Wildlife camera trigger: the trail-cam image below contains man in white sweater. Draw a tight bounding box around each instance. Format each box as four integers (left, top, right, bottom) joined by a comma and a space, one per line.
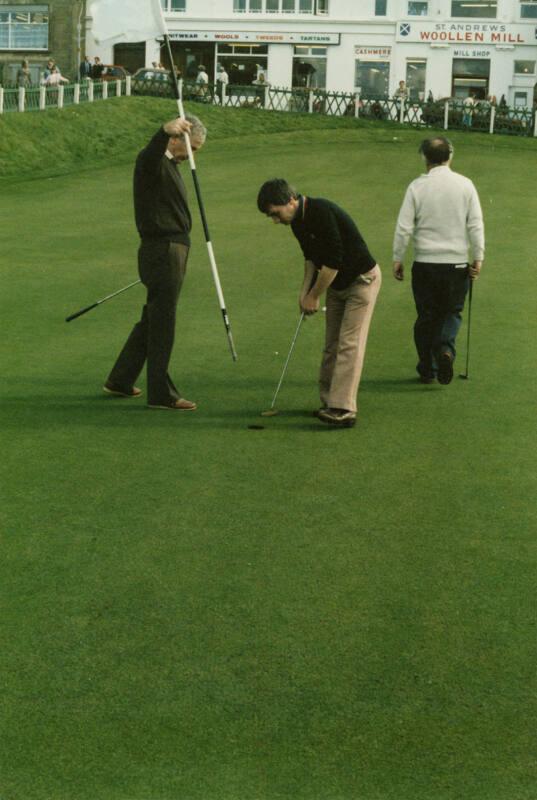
393, 137, 484, 384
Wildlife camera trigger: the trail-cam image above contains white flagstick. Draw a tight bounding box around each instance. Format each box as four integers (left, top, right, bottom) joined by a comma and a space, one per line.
156, 2, 238, 361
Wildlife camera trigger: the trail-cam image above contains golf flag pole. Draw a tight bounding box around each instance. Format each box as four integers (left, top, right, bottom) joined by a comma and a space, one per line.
157, 7, 238, 361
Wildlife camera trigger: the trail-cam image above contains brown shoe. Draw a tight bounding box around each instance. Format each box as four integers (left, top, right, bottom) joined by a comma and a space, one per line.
103, 382, 142, 398
148, 398, 197, 411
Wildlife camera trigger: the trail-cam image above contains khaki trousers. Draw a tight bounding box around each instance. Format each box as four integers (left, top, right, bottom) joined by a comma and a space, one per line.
320, 264, 381, 413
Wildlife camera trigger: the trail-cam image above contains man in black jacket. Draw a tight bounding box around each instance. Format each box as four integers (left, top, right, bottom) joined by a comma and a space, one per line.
104, 115, 206, 410
257, 179, 381, 427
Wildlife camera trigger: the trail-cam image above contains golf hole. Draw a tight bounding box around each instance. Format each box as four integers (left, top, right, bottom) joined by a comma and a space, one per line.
248, 424, 265, 430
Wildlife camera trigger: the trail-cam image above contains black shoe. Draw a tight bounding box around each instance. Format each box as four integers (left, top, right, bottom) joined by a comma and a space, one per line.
419, 375, 436, 384
437, 352, 454, 385
318, 408, 356, 428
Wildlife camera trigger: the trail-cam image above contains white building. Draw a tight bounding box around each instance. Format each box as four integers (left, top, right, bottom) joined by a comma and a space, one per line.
90, 0, 537, 107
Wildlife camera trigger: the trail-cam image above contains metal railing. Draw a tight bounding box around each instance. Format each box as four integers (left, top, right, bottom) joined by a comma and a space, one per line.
0, 77, 132, 114
2, 74, 535, 139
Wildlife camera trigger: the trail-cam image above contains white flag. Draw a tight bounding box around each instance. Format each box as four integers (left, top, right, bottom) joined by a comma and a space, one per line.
89, 0, 166, 45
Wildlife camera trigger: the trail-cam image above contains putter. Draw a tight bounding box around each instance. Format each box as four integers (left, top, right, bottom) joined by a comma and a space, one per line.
261, 312, 305, 417
65, 280, 141, 322
459, 279, 473, 380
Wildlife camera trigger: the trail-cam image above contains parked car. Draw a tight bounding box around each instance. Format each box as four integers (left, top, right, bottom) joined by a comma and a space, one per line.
132, 68, 173, 97
100, 65, 130, 81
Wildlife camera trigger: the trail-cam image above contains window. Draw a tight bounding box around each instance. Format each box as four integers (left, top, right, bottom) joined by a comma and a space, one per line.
293, 45, 327, 88
249, 0, 262, 9
514, 91, 528, 107
355, 60, 390, 98
233, 0, 246, 10
408, 1, 427, 14
520, 0, 537, 17
406, 58, 426, 100
316, 0, 329, 12
161, 0, 186, 9
451, 1, 497, 18
266, 0, 279, 10
215, 43, 268, 85
375, 0, 387, 14
299, 0, 313, 11
0, 5, 48, 50
514, 60, 536, 74
282, 0, 295, 10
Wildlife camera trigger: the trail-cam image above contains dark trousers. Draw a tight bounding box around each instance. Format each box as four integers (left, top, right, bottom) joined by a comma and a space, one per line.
411, 261, 469, 377
107, 240, 189, 405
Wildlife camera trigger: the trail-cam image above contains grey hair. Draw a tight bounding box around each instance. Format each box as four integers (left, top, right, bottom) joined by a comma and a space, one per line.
184, 113, 207, 143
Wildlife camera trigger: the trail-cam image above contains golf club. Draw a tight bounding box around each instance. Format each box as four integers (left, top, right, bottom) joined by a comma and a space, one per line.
261, 312, 305, 417
459, 279, 474, 379
65, 279, 141, 322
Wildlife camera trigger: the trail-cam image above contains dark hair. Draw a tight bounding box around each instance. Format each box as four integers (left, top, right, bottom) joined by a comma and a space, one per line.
257, 179, 297, 213
419, 137, 453, 165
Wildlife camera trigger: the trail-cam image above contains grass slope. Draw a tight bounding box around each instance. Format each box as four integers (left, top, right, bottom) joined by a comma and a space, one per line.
1, 99, 536, 800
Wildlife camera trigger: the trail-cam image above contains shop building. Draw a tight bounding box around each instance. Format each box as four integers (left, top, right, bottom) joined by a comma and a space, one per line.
0, 1, 86, 85
88, 0, 537, 108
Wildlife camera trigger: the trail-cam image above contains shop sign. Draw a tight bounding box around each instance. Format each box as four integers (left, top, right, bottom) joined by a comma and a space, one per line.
453, 49, 492, 58
355, 47, 391, 58
167, 30, 340, 45
396, 22, 533, 46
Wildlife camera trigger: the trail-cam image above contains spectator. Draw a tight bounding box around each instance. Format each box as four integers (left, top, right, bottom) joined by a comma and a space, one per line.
45, 67, 69, 86
79, 56, 92, 81
252, 72, 267, 104
195, 64, 208, 100
462, 93, 475, 128
394, 80, 409, 101
43, 59, 56, 80
16, 59, 32, 88
216, 64, 229, 104
92, 57, 104, 80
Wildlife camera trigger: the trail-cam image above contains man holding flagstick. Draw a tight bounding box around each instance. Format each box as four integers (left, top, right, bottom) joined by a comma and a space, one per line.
104, 114, 207, 409
90, 0, 236, 400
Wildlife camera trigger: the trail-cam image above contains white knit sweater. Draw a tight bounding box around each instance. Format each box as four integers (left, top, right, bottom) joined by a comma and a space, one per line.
393, 165, 485, 264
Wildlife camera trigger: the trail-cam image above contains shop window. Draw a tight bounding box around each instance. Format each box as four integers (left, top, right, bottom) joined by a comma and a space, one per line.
515, 60, 536, 74
293, 45, 327, 88
451, 1, 497, 18
406, 59, 426, 100
355, 60, 390, 99
233, 0, 246, 10
249, 0, 262, 9
0, 5, 48, 50
514, 91, 529, 107
408, 1, 427, 14
216, 43, 268, 85
266, 0, 279, 10
282, 0, 296, 11
316, 0, 329, 12
375, 0, 388, 14
299, 0, 313, 11
520, 0, 537, 18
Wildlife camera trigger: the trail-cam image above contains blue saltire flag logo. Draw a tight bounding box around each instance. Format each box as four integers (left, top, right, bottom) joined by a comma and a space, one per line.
400, 23, 411, 36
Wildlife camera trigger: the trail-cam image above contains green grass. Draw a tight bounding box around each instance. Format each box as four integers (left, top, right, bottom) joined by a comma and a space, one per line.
1, 99, 536, 800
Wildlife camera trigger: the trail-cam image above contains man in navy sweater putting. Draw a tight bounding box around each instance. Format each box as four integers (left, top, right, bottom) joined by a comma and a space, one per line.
258, 178, 382, 428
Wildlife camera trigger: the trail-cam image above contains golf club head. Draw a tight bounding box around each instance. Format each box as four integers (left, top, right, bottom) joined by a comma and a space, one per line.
459, 373, 469, 380
260, 409, 279, 417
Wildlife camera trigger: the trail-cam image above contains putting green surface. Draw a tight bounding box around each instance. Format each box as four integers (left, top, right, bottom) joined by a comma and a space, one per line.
1, 102, 536, 800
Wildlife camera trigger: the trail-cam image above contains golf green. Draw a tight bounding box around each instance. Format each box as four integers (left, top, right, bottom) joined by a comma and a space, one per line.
1, 100, 536, 800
